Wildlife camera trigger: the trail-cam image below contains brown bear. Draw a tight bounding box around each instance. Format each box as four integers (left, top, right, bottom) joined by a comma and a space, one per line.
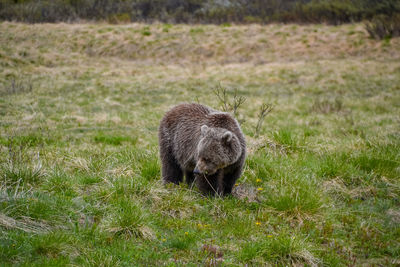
158, 103, 246, 196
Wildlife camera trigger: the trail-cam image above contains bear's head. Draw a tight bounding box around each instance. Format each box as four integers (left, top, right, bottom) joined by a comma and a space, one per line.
194, 125, 242, 175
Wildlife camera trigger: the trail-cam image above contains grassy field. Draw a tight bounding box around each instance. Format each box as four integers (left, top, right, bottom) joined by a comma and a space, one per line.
0, 22, 399, 266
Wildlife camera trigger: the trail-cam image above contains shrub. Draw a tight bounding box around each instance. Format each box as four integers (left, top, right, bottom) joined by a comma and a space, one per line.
293, 0, 362, 25
107, 13, 131, 24
0, 0, 77, 23
365, 14, 400, 40
0, 0, 399, 24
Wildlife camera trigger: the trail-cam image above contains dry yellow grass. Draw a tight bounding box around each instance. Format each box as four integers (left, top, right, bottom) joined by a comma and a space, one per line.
1, 22, 399, 68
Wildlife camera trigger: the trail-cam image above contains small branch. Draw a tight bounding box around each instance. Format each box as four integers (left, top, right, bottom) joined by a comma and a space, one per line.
231, 89, 246, 117
212, 84, 229, 112
255, 103, 273, 137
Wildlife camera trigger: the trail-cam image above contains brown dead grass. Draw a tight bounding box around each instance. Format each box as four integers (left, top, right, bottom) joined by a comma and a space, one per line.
0, 213, 51, 233
1, 22, 399, 68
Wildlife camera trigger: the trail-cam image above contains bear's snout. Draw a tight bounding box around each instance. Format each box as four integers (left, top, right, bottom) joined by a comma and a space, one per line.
193, 168, 201, 175
194, 160, 217, 176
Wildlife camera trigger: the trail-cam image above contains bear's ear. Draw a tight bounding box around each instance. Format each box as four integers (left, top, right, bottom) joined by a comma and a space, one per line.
222, 131, 233, 144
201, 125, 209, 135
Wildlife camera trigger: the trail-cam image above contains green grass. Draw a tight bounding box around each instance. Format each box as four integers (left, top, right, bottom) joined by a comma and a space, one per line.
0, 22, 400, 266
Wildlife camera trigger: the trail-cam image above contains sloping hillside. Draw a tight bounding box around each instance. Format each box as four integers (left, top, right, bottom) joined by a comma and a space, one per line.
0, 22, 399, 266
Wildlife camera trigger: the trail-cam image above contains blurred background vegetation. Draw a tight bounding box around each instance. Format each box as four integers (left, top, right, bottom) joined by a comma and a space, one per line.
0, 0, 398, 25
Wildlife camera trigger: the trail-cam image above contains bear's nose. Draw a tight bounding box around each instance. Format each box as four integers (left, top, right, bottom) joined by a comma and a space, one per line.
193, 168, 201, 175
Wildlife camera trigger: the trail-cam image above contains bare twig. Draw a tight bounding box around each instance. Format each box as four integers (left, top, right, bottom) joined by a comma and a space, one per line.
212, 84, 246, 118
255, 103, 273, 137
231, 89, 246, 117
212, 84, 229, 112
1, 76, 33, 96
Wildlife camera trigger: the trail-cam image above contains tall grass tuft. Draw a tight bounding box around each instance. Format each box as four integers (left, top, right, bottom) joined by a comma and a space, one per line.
102, 198, 153, 239
238, 232, 318, 265
265, 174, 323, 216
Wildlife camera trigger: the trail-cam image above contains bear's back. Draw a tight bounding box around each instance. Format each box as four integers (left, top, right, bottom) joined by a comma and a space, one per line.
160, 103, 243, 139
161, 103, 212, 130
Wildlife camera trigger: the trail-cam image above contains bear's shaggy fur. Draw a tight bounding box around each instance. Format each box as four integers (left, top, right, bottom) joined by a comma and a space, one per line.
158, 103, 246, 196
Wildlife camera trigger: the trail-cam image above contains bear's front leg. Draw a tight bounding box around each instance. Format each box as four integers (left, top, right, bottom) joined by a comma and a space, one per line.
160, 152, 183, 184
185, 171, 195, 186
222, 166, 242, 195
